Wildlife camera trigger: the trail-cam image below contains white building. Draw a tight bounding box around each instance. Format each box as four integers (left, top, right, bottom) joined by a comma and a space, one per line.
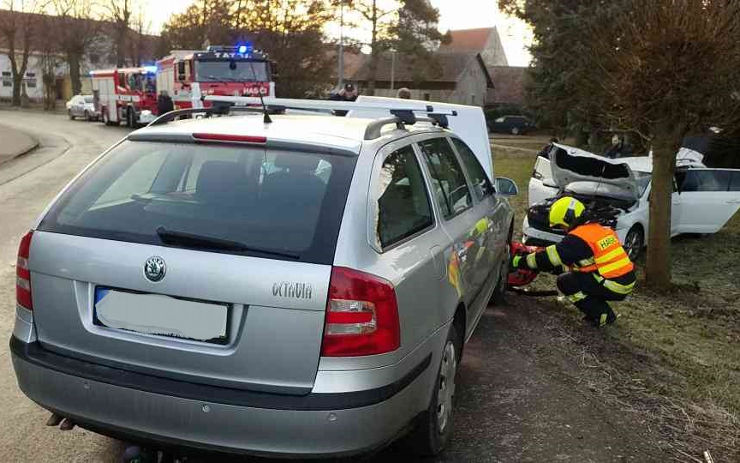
0, 51, 67, 101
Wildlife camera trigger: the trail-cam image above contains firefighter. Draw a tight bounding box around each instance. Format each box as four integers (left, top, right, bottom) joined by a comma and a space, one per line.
512, 196, 636, 327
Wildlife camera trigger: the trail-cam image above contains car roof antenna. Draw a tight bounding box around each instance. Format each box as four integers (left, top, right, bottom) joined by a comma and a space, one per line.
247, 59, 272, 123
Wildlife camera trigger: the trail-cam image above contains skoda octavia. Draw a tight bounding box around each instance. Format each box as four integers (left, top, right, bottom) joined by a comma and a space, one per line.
11, 102, 515, 457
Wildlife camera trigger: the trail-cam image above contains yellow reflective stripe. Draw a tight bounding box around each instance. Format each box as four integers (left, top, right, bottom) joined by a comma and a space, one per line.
595, 247, 627, 264
526, 253, 538, 269
599, 313, 608, 327
577, 258, 595, 267
599, 257, 632, 275
603, 279, 635, 294
546, 245, 562, 267
568, 291, 587, 303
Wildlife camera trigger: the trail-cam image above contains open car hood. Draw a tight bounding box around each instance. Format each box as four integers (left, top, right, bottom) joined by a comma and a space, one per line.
548, 144, 639, 200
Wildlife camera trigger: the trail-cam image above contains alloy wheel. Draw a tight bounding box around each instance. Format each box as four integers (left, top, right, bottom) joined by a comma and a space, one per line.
436, 340, 457, 434
624, 228, 643, 261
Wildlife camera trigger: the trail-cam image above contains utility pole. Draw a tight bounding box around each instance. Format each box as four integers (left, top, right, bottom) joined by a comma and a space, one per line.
390, 49, 396, 91
338, 1, 344, 89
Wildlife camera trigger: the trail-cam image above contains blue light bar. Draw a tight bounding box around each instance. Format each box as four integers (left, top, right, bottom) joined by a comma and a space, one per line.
143, 65, 157, 74
237, 42, 253, 55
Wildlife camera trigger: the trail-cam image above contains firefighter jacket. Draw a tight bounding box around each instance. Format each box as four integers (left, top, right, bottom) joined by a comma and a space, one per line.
515, 222, 636, 293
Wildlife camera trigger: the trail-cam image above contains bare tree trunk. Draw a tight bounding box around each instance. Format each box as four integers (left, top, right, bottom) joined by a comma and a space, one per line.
367, 0, 378, 96
645, 135, 677, 291
11, 74, 23, 106
68, 52, 82, 95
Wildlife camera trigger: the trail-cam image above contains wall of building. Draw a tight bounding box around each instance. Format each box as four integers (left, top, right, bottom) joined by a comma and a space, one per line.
0, 54, 44, 101
481, 28, 509, 67
447, 59, 490, 106
369, 88, 457, 103
58, 76, 93, 101
359, 67, 489, 106
0, 53, 70, 102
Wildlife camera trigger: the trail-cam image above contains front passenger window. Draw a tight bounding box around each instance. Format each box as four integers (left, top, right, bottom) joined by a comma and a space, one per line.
376, 146, 434, 249
418, 137, 473, 219
452, 138, 494, 201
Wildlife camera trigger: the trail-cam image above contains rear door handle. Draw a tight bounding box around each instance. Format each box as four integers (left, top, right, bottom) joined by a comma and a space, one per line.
726, 200, 740, 204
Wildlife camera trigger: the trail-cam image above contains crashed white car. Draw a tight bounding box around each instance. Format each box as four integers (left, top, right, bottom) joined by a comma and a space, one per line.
523, 143, 740, 259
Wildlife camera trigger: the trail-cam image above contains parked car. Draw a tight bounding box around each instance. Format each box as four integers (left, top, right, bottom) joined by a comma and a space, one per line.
523, 143, 740, 259
11, 99, 517, 458
488, 115, 533, 135
66, 94, 99, 121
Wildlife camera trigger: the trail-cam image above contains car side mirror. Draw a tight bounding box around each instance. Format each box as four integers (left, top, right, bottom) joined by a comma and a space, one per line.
496, 177, 519, 196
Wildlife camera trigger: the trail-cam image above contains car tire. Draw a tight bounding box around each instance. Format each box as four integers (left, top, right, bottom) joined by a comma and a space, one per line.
624, 225, 644, 261
491, 225, 513, 305
84, 110, 91, 122
68, 110, 74, 120
406, 324, 460, 456
511, 126, 519, 135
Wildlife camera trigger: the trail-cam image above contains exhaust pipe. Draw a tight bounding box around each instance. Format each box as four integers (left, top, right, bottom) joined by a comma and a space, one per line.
45, 413, 63, 427
59, 418, 75, 431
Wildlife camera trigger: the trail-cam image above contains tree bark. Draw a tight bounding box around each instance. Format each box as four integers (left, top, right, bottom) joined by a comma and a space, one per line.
645, 135, 677, 291
367, 0, 378, 96
11, 74, 23, 106
68, 52, 82, 96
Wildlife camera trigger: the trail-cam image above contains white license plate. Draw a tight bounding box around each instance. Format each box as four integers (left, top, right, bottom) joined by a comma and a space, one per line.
94, 288, 228, 343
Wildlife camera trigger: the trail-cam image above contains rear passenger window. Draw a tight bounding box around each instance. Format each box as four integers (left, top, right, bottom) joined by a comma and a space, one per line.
452, 138, 494, 201
377, 146, 433, 248
730, 172, 740, 191
681, 169, 731, 192
418, 137, 473, 219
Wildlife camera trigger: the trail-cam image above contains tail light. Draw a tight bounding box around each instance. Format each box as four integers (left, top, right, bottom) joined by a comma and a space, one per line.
321, 267, 400, 357
16, 231, 33, 311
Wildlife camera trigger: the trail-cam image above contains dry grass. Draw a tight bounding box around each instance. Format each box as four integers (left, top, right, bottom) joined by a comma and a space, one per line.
494, 147, 740, 461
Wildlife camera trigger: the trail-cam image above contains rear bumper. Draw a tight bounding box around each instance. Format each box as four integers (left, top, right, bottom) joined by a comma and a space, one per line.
10, 336, 434, 458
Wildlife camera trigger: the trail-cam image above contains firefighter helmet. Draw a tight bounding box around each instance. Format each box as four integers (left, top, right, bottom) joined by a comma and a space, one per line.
549, 196, 585, 228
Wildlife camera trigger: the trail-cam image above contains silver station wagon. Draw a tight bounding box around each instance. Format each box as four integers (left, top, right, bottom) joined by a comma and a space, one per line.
11, 99, 516, 458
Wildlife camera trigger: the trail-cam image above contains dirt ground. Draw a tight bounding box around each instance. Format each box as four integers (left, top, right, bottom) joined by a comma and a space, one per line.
434, 295, 668, 463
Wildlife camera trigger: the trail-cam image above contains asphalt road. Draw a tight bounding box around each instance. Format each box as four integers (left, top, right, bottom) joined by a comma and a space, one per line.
0, 111, 663, 462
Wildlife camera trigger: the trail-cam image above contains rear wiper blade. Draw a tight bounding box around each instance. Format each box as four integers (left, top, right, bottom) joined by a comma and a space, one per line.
155, 227, 299, 260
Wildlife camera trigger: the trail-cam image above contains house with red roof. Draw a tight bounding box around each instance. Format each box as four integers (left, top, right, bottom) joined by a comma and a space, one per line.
439, 27, 509, 67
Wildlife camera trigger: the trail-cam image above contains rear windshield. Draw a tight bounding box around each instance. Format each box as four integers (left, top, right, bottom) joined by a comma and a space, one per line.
84, 96, 93, 103
39, 141, 356, 264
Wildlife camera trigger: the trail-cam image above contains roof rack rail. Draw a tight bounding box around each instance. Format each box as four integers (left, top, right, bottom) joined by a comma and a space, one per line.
363, 115, 451, 140
205, 95, 450, 114
203, 96, 458, 139
147, 104, 273, 127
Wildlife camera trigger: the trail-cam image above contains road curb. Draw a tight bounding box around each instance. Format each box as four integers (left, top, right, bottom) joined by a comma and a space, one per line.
0, 124, 40, 166
492, 143, 538, 155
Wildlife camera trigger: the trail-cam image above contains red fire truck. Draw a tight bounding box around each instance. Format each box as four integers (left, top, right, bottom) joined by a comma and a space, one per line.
156, 45, 275, 110
91, 66, 159, 127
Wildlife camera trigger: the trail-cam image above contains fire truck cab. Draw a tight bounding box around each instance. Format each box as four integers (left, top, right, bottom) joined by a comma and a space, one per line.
156, 44, 275, 110
91, 66, 158, 127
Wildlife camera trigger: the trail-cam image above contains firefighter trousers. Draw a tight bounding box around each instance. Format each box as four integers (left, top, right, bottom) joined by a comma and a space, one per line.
556, 271, 629, 324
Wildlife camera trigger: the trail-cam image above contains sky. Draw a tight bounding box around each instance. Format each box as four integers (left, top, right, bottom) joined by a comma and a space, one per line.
147, 0, 532, 66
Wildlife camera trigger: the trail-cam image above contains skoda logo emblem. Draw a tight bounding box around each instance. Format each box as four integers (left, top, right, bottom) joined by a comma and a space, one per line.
144, 256, 166, 282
